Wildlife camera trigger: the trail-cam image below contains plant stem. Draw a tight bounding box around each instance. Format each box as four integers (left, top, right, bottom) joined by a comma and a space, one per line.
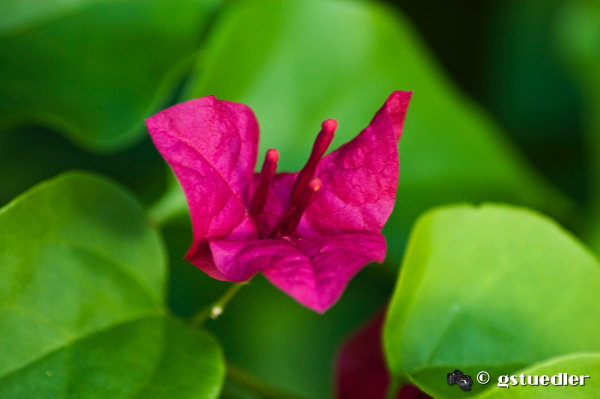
385, 377, 403, 399
190, 282, 247, 326
226, 363, 306, 399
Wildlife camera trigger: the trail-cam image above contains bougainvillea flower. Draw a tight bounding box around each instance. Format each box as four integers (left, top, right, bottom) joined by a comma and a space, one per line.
146, 91, 412, 312
335, 311, 431, 399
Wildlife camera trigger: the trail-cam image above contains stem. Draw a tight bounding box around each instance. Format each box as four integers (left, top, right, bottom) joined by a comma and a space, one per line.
385, 377, 404, 399
226, 363, 305, 399
190, 282, 247, 326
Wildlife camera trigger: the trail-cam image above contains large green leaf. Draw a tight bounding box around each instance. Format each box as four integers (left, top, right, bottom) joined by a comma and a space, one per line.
0, 172, 225, 398
476, 353, 600, 398
0, 0, 220, 152
384, 204, 600, 398
183, 0, 572, 267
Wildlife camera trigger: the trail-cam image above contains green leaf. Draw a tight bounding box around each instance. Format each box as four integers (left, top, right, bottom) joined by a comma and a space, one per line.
0, 172, 225, 398
476, 353, 600, 398
0, 0, 220, 152
384, 204, 600, 398
183, 0, 572, 266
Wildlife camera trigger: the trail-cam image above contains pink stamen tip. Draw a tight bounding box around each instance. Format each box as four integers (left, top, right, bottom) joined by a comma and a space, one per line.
322, 119, 337, 135
307, 178, 322, 192
289, 120, 336, 206
266, 148, 279, 163
280, 178, 321, 237
249, 149, 279, 216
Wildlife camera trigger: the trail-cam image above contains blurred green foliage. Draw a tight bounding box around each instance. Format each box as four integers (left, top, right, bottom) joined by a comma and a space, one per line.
483, 0, 586, 204
0, 126, 167, 208
552, 0, 600, 252
185, 0, 572, 270
0, 0, 598, 398
0, 0, 221, 151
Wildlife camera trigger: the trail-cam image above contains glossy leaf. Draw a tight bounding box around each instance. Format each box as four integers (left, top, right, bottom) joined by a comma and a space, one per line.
0, 172, 225, 398
183, 0, 572, 267
384, 204, 600, 398
0, 0, 220, 151
476, 353, 600, 398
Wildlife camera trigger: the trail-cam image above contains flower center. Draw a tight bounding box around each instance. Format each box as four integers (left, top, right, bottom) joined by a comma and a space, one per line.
250, 119, 337, 237
279, 177, 322, 236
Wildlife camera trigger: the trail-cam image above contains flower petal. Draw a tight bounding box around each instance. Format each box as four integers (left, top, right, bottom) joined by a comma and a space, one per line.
146, 96, 259, 279
307, 91, 412, 235
209, 233, 386, 312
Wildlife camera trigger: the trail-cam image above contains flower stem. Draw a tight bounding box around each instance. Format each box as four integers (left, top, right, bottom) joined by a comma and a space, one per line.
385, 377, 404, 399
226, 363, 305, 399
190, 282, 247, 326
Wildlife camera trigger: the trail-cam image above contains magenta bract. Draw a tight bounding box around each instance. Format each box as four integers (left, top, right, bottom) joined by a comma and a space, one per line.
146, 91, 412, 312
335, 312, 431, 399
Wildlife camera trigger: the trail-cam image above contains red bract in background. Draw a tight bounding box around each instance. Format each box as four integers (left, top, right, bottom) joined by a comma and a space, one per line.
335, 311, 431, 399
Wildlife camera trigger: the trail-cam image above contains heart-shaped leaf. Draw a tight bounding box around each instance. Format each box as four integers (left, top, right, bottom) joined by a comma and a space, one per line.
183, 0, 572, 267
384, 204, 600, 398
0, 172, 225, 398
0, 0, 220, 152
